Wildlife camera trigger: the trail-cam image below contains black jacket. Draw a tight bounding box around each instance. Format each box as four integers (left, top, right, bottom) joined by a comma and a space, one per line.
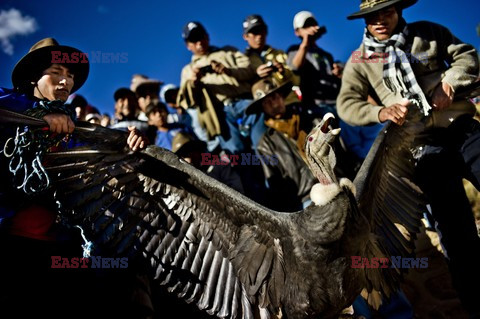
256, 128, 316, 212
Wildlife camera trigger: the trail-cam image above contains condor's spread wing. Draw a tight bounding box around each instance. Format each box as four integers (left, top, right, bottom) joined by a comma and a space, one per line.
353, 108, 427, 296
40, 122, 291, 319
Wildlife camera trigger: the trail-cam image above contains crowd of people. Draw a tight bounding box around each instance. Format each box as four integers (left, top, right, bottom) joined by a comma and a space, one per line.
0, 0, 479, 317
71, 10, 363, 210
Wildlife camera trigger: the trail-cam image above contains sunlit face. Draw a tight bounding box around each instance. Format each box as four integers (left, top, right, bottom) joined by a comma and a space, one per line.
365, 6, 399, 41
186, 35, 210, 56
138, 95, 154, 112
121, 98, 133, 117
243, 28, 267, 50
101, 115, 111, 127
114, 99, 123, 117
148, 109, 168, 128
75, 106, 86, 121
34, 64, 74, 102
261, 92, 286, 119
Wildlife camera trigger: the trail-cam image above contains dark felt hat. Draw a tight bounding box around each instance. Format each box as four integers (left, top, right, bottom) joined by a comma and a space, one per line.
12, 37, 89, 93
347, 0, 417, 20
245, 79, 293, 115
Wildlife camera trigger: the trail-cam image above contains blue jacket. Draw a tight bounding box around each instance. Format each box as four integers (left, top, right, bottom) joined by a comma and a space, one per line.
0, 87, 37, 113
0, 88, 38, 223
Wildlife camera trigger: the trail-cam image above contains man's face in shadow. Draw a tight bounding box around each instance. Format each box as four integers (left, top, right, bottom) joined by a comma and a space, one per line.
262, 92, 286, 119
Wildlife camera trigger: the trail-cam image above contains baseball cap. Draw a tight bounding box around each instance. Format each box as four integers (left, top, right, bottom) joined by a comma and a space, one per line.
243, 15, 267, 34
182, 21, 208, 42
293, 11, 317, 29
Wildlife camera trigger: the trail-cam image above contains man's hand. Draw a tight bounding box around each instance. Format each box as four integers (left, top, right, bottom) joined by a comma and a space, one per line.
256, 64, 273, 78
189, 67, 202, 83
127, 126, 148, 151
299, 26, 321, 47
43, 113, 75, 134
378, 99, 410, 125
256, 61, 284, 78
211, 60, 230, 75
432, 82, 454, 110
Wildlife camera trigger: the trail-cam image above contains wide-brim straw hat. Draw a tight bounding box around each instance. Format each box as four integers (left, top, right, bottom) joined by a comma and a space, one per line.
172, 132, 207, 155
12, 37, 89, 93
347, 0, 417, 20
245, 79, 293, 115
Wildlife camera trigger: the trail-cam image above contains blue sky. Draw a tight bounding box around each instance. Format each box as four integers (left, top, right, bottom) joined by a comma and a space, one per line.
0, 0, 479, 116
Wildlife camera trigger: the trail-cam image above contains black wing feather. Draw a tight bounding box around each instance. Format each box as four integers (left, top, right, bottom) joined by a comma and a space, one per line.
42, 126, 291, 318
353, 109, 428, 295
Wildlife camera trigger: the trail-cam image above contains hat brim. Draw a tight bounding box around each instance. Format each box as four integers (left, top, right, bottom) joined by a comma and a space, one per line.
12, 45, 89, 94
347, 0, 417, 20
174, 140, 207, 155
243, 24, 267, 35
245, 81, 293, 115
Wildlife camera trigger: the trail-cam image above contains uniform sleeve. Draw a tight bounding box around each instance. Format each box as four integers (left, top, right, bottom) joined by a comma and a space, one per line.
336, 57, 384, 126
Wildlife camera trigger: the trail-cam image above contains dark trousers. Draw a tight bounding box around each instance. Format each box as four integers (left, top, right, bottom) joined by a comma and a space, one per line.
415, 115, 480, 315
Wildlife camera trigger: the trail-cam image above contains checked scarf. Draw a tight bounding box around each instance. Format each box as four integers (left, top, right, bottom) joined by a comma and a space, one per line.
363, 19, 431, 116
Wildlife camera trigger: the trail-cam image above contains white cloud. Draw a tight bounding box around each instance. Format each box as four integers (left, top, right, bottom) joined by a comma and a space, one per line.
0, 8, 38, 55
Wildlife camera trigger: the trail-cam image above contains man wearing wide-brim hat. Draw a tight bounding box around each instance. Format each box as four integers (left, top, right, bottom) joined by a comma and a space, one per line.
245, 78, 320, 211
336, 1, 480, 316
245, 78, 293, 117
3, 37, 90, 133
0, 36, 91, 314
246, 78, 343, 157
0, 37, 148, 314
